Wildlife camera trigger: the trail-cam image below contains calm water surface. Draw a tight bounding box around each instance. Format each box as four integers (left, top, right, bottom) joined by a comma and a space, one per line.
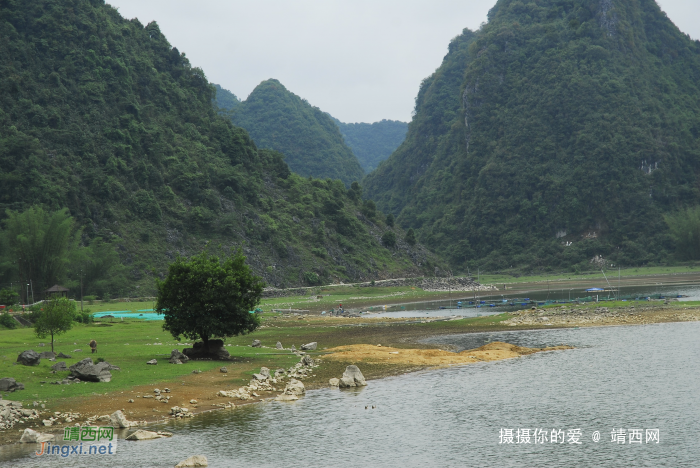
2, 321, 699, 467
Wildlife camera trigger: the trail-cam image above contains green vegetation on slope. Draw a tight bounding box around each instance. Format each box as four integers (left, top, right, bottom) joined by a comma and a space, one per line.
213, 83, 241, 111
0, 0, 441, 296
332, 117, 408, 172
365, 0, 700, 272
225, 79, 365, 186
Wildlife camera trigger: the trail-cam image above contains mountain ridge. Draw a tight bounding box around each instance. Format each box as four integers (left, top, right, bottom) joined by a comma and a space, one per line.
364, 0, 700, 271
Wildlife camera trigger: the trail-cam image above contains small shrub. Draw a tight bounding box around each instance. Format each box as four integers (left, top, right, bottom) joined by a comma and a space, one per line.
405, 228, 416, 246
84, 295, 96, 305
382, 231, 396, 248
0, 312, 17, 329
304, 271, 321, 286
386, 213, 395, 227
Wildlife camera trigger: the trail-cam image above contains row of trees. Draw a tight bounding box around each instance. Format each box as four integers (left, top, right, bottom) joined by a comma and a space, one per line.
0, 207, 128, 303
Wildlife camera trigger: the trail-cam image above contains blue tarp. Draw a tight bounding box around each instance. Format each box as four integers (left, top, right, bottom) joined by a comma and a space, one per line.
585, 288, 605, 292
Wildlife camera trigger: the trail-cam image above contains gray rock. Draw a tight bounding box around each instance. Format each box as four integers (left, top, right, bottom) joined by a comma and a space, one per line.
38, 351, 56, 360
125, 429, 162, 440
109, 410, 135, 428
301, 355, 314, 367
51, 362, 68, 372
17, 350, 40, 366
329, 378, 340, 386
251, 339, 262, 348
19, 428, 54, 443
338, 365, 367, 388
169, 349, 189, 364
146, 359, 157, 365
175, 455, 208, 467
56, 352, 71, 359
69, 358, 112, 382
274, 368, 286, 378
220, 367, 228, 373
73, 349, 82, 352
290, 345, 296, 351
259, 367, 271, 379
37, 343, 45, 347
0, 378, 24, 392
284, 378, 305, 396
300, 342, 317, 351
276, 341, 283, 350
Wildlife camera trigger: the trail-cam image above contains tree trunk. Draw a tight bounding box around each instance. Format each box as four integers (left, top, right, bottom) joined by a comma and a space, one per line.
51, 331, 54, 353
201, 334, 209, 350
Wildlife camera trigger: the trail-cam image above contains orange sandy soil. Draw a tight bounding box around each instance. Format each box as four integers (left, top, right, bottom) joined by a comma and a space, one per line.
324, 342, 573, 367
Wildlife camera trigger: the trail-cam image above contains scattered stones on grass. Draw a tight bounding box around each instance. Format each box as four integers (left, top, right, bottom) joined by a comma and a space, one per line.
56, 352, 72, 359
290, 345, 296, 352
147, 359, 158, 365
38, 351, 56, 360
17, 350, 40, 366
175, 455, 208, 467
0, 377, 24, 392
73, 349, 82, 353
338, 365, 367, 388
276, 342, 283, 349
220, 367, 228, 373
251, 339, 262, 348
300, 342, 317, 351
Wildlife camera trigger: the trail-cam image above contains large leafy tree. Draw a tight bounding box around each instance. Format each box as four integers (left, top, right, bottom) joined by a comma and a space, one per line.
34, 296, 76, 353
155, 248, 264, 346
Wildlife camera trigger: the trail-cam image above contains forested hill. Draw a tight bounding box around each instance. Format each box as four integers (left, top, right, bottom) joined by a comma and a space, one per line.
364, 0, 700, 272
0, 0, 442, 296
224, 79, 365, 186
332, 118, 408, 173
213, 84, 240, 111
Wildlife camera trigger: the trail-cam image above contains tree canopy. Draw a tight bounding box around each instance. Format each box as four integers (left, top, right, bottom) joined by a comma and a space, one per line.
34, 296, 76, 352
155, 248, 264, 345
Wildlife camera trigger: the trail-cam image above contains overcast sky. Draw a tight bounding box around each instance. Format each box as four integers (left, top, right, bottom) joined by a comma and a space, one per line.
107, 0, 700, 123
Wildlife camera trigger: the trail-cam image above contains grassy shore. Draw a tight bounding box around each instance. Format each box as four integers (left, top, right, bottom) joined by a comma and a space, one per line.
2, 268, 700, 446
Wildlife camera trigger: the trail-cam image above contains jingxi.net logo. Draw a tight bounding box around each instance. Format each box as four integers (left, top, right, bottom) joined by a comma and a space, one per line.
35, 426, 117, 458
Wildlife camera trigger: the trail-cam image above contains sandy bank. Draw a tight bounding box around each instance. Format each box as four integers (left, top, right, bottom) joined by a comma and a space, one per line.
324, 342, 573, 367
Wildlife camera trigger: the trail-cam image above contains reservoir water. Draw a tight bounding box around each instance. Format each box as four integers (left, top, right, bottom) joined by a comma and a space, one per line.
2, 321, 699, 467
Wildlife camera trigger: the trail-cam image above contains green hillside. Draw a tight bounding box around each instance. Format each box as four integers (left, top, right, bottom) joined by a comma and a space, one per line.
213, 83, 240, 111
225, 79, 365, 186
365, 0, 700, 272
333, 118, 408, 172
0, 0, 441, 298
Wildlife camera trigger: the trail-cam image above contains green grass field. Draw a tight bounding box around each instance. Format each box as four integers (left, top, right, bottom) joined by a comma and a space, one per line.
0, 319, 307, 409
